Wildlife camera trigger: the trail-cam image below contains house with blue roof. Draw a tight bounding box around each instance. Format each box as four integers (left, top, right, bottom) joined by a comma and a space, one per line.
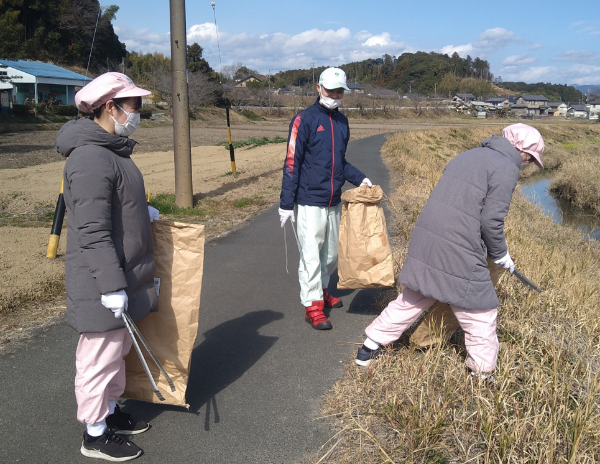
0, 60, 92, 107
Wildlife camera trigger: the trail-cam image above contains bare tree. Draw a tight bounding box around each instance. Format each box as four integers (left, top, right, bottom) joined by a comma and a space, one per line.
225, 87, 250, 110
150, 66, 173, 110
188, 72, 222, 110
221, 62, 244, 81
408, 93, 425, 116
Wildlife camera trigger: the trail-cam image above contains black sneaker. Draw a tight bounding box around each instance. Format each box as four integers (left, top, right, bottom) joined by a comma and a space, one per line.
80, 430, 142, 461
106, 405, 150, 435
355, 345, 383, 366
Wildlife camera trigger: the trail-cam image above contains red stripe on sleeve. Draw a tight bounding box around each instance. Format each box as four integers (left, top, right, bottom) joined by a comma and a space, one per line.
285, 115, 302, 175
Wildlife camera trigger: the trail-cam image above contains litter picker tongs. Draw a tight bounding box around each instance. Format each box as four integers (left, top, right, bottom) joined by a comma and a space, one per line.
512, 268, 543, 293
122, 311, 176, 401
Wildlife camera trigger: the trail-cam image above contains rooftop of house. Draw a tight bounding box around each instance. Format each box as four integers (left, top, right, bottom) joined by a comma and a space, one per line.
519, 94, 549, 101
0, 59, 91, 82
570, 105, 589, 111
455, 93, 476, 99
347, 82, 364, 89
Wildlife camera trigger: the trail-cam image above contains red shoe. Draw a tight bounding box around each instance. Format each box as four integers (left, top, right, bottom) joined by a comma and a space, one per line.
323, 289, 343, 308
305, 301, 332, 330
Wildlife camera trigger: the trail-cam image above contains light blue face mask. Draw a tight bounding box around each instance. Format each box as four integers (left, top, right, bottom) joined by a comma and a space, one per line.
111, 104, 140, 137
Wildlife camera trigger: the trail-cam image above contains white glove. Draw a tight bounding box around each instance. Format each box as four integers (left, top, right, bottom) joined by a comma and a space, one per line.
494, 252, 515, 273
278, 208, 295, 228
360, 178, 373, 187
148, 205, 159, 223
101, 290, 128, 319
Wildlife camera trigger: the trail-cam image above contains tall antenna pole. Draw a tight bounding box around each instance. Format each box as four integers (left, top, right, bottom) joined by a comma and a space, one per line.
170, 0, 193, 208
211, 1, 222, 78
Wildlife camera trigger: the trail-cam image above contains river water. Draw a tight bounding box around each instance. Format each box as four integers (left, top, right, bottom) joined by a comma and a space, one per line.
520, 176, 600, 241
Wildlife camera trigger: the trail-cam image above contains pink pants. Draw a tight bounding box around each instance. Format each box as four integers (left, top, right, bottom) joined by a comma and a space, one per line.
75, 328, 132, 425
365, 288, 499, 373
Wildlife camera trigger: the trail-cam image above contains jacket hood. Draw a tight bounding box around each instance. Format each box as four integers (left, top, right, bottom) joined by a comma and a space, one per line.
55, 117, 137, 158
481, 135, 522, 169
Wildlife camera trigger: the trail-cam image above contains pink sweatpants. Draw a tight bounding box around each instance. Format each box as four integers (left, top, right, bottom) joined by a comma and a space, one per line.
75, 328, 132, 425
365, 288, 499, 373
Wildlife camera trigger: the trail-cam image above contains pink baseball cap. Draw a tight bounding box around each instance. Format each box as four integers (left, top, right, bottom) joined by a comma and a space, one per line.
75, 72, 151, 113
502, 123, 545, 169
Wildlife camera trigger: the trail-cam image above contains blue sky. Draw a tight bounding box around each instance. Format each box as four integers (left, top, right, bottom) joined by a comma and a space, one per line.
112, 0, 600, 85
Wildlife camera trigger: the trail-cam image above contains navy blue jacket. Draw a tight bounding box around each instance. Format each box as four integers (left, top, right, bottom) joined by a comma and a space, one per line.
280, 99, 365, 210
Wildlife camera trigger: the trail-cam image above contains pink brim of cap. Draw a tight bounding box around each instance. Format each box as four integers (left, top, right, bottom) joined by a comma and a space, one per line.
113, 87, 152, 99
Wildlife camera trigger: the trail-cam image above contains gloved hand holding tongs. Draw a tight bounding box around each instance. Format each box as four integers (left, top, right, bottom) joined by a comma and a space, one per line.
101, 290, 176, 401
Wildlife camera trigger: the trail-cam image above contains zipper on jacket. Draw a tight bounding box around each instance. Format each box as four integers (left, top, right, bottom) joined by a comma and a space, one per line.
329, 113, 334, 206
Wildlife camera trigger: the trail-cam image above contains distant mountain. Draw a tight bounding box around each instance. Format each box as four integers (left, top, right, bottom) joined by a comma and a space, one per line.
573, 84, 600, 96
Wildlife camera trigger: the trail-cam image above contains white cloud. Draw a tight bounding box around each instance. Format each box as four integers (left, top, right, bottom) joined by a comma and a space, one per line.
553, 50, 600, 65
500, 64, 600, 85
117, 24, 411, 72
530, 43, 543, 50
502, 54, 537, 66
440, 27, 518, 58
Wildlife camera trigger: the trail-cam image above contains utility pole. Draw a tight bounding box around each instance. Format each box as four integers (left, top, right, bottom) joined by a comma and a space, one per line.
311, 62, 315, 85
434, 82, 437, 99
169, 0, 193, 208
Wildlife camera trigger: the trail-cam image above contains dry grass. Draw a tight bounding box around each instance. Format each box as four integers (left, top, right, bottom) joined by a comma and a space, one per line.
311, 122, 600, 463
548, 137, 600, 214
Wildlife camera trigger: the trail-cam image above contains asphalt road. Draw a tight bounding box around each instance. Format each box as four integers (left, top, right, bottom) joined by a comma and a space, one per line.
0, 133, 391, 464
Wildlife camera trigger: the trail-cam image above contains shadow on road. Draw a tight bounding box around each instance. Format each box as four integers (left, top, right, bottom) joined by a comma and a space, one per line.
122, 310, 283, 429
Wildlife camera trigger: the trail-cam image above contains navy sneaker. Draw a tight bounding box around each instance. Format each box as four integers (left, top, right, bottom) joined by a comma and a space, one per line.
355, 344, 383, 366
80, 430, 142, 461
469, 371, 498, 390
106, 405, 150, 435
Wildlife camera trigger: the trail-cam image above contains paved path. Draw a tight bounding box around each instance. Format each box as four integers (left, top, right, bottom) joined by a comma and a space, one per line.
0, 134, 391, 464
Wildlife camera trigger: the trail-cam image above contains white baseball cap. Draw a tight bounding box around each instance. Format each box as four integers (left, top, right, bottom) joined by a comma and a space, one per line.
319, 67, 349, 91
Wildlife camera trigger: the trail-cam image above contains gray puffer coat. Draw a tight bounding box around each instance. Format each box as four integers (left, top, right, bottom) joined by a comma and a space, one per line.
399, 135, 521, 310
55, 118, 158, 333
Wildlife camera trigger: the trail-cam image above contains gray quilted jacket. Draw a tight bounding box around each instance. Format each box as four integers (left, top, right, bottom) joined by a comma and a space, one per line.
399, 135, 521, 309
56, 118, 158, 333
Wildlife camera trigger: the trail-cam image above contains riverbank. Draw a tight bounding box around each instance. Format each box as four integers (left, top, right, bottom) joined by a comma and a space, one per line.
315, 123, 600, 462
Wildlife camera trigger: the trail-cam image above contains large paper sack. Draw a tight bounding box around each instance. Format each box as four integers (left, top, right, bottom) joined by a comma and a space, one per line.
337, 185, 394, 289
123, 220, 205, 408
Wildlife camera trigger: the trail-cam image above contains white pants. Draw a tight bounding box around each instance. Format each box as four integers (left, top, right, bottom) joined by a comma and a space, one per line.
295, 204, 342, 306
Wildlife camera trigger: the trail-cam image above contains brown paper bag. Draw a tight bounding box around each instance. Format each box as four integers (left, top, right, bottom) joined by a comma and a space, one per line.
123, 220, 205, 408
337, 185, 395, 289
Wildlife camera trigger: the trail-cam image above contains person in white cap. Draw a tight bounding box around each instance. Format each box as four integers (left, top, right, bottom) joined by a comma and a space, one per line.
355, 124, 545, 384
55, 72, 160, 461
279, 67, 372, 330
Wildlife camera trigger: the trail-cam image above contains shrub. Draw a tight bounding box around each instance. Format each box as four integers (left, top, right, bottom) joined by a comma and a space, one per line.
139, 108, 153, 119
34, 102, 47, 115
52, 104, 79, 116
13, 104, 33, 117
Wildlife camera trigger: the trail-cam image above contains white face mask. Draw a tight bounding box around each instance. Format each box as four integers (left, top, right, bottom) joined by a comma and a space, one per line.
319, 91, 342, 111
111, 104, 140, 137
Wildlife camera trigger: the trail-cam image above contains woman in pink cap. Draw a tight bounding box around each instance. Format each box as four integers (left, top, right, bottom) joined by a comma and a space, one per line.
355, 124, 544, 383
55, 72, 159, 461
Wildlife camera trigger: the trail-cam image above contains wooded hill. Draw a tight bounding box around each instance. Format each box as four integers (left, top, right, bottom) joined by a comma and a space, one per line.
494, 81, 583, 102
0, 0, 125, 71
273, 51, 495, 97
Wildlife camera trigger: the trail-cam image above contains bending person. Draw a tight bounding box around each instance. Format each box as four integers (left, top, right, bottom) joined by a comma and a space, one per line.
355, 124, 545, 379
56, 72, 160, 461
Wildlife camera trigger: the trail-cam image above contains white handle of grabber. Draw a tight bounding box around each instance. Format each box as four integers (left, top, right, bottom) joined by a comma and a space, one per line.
122, 313, 165, 401
123, 312, 176, 392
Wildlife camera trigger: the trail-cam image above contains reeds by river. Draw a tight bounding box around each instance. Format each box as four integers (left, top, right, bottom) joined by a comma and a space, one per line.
313, 123, 600, 463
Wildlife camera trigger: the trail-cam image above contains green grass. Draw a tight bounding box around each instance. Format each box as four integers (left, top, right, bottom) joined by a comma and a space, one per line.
218, 136, 287, 150
233, 197, 253, 208
238, 109, 265, 121
148, 194, 206, 217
